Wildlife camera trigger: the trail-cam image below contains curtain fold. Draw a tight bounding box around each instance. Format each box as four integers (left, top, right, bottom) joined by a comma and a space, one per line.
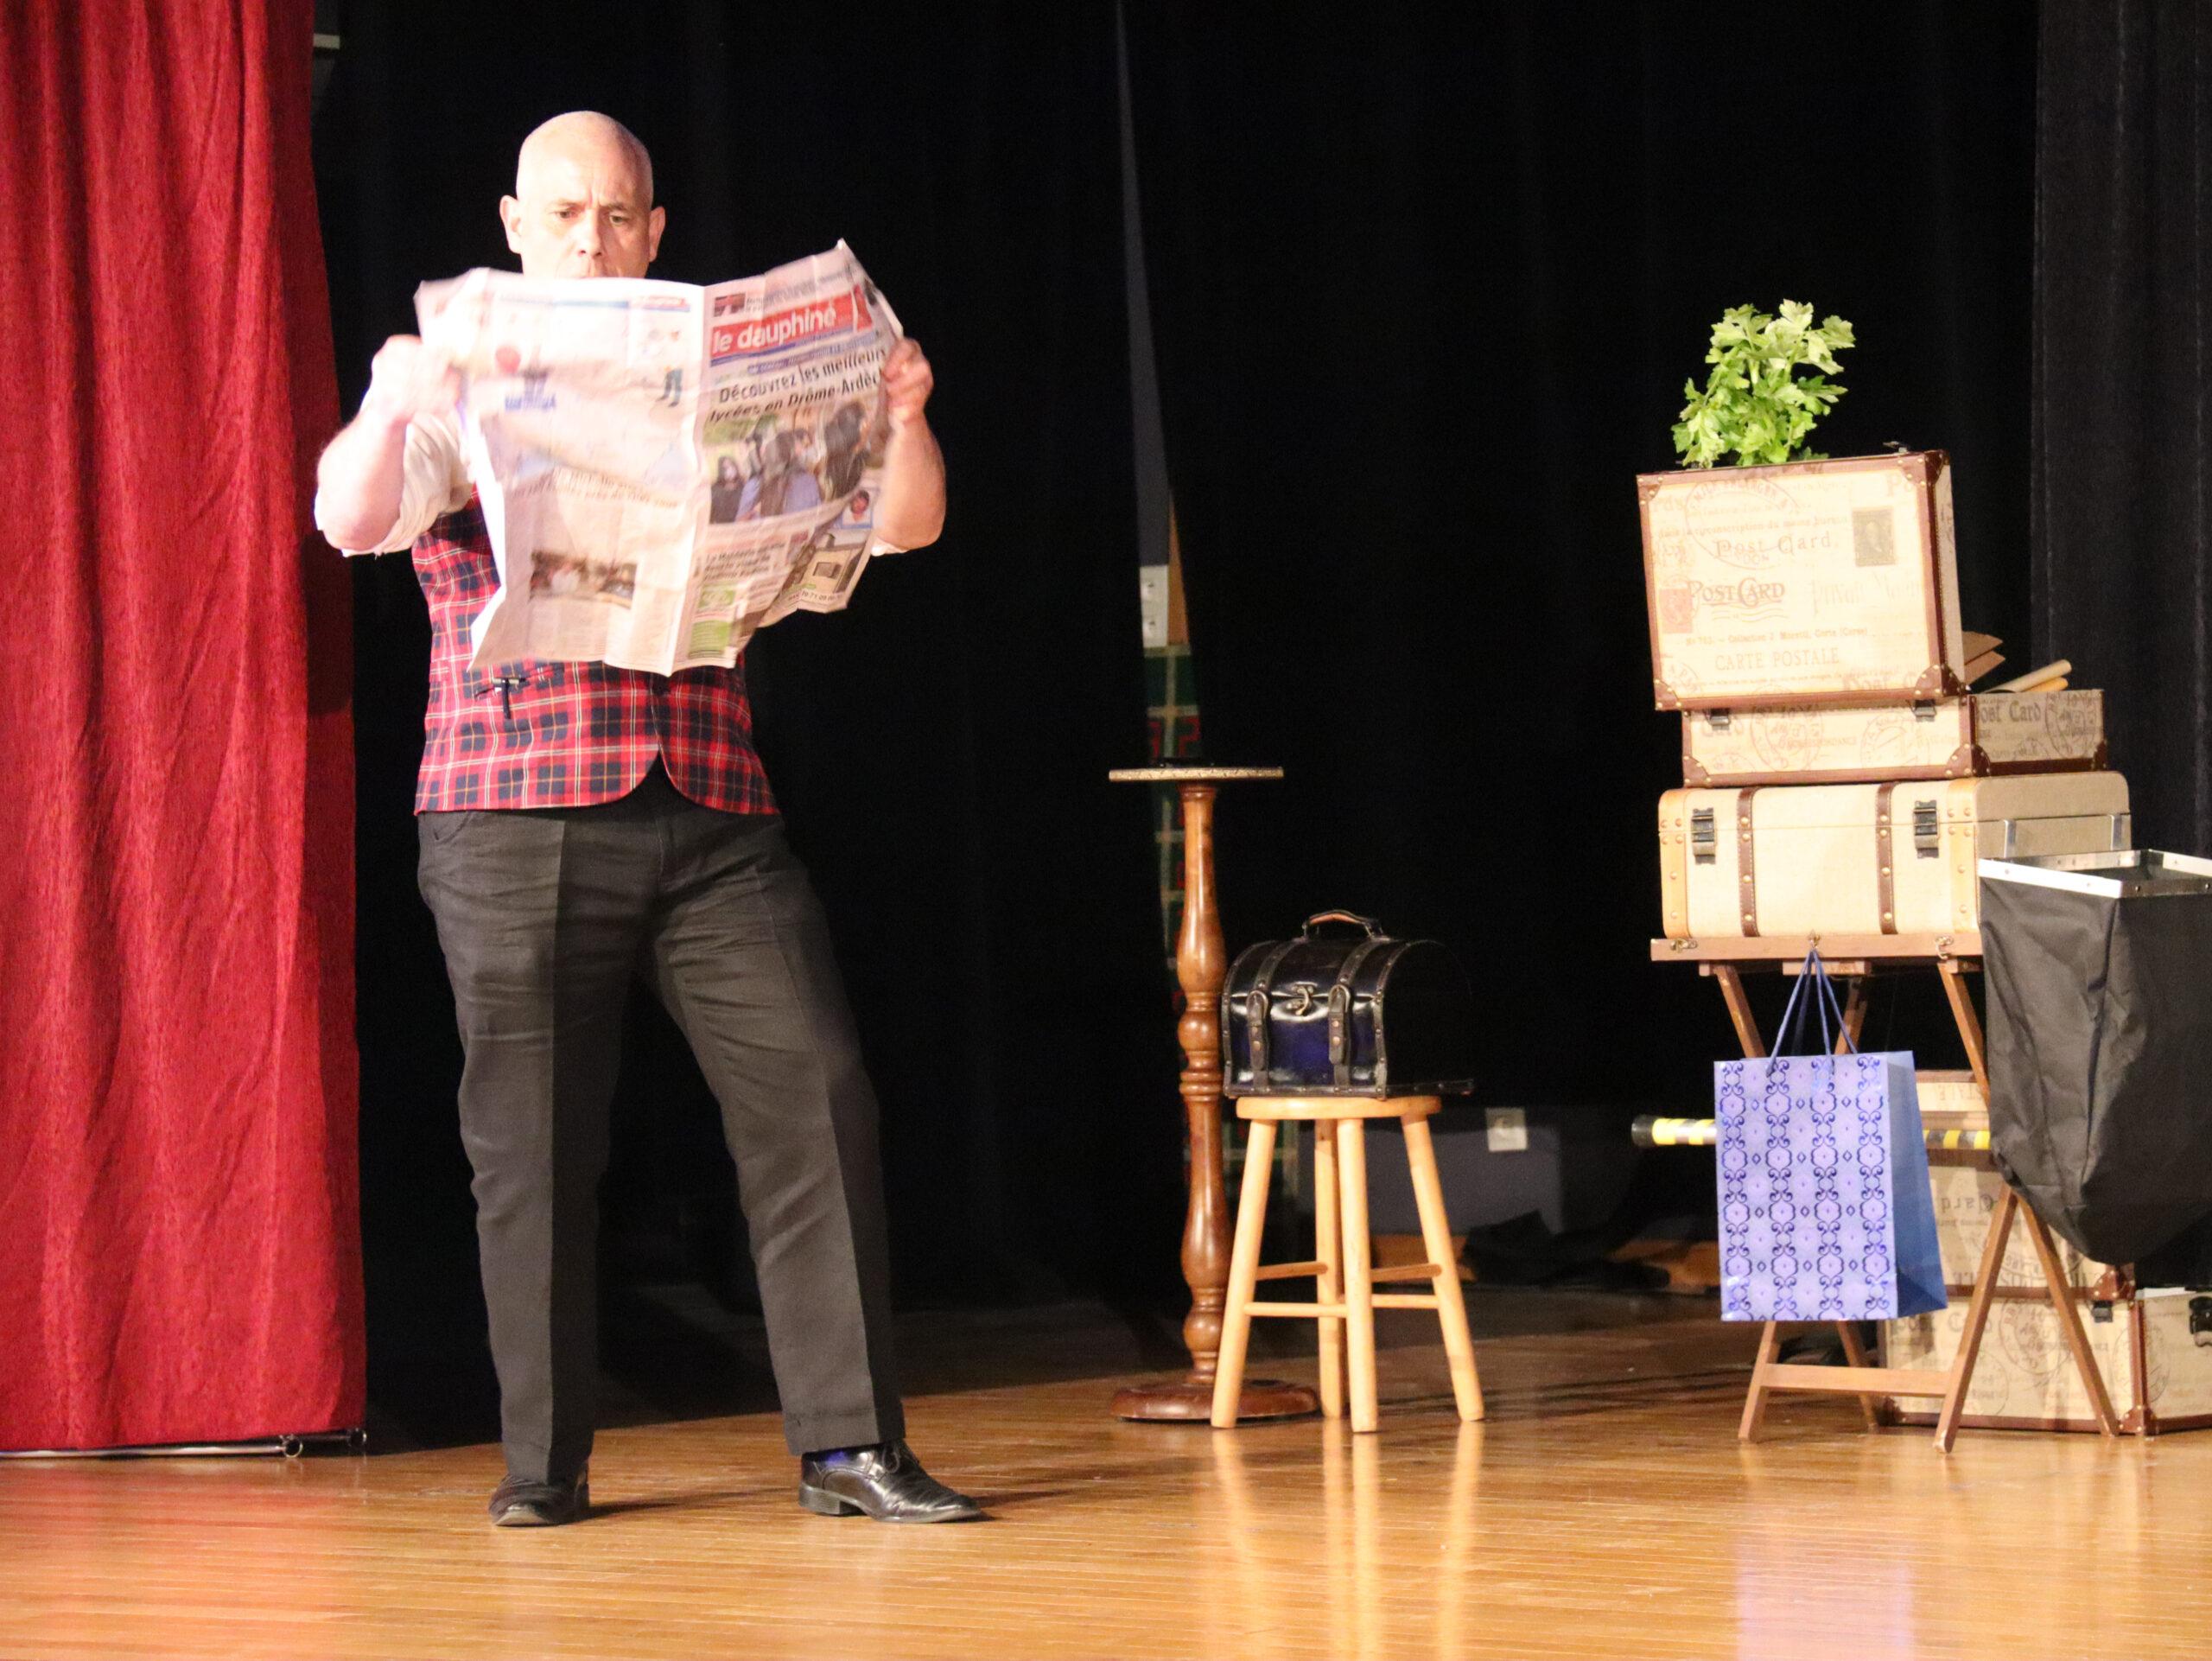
2034, 2, 2212, 852
0, 0, 362, 1448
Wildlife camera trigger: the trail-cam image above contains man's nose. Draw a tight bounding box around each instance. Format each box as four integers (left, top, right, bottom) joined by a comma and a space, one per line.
572, 214, 604, 255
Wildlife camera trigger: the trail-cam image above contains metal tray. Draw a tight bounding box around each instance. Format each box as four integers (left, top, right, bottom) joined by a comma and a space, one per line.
1979, 849, 2212, 899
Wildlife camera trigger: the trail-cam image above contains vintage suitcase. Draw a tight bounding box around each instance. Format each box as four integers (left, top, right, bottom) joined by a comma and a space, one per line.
1639, 450, 1965, 710
1221, 912, 1474, 1098
1879, 1161, 2212, 1434
1681, 690, 2106, 787
1656, 772, 2131, 940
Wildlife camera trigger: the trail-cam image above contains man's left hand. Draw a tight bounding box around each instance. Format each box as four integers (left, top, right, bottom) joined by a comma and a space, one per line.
881, 339, 934, 432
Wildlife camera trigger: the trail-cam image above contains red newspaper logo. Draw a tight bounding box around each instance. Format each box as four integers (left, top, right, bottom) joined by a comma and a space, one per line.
711, 285, 872, 359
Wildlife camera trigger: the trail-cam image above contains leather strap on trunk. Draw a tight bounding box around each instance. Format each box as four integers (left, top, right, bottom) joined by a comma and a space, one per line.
1875, 782, 1899, 934
1736, 787, 1760, 937
1328, 937, 1385, 1089
1243, 939, 1300, 1078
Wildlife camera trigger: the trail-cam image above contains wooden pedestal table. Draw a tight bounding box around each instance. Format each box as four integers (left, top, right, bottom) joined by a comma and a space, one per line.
1109, 765, 1317, 1422
1653, 932, 2119, 1451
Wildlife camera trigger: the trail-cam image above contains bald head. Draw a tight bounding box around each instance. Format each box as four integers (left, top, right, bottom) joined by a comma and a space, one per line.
501, 111, 664, 280
517, 112, 653, 204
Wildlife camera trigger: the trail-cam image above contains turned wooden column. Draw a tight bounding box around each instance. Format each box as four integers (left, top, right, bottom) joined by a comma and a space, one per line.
1109, 766, 1317, 1422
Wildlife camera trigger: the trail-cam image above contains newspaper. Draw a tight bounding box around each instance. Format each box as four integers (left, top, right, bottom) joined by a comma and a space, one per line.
416, 241, 904, 673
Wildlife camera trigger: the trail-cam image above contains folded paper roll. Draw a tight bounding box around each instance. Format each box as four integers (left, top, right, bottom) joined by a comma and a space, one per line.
1992, 658, 2070, 694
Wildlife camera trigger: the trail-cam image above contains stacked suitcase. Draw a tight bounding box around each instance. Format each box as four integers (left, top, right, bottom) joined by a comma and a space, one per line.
1884, 1157, 2212, 1433
1637, 450, 2129, 942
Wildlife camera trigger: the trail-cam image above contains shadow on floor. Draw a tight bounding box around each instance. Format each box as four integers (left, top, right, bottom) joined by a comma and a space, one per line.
363, 1280, 1714, 1455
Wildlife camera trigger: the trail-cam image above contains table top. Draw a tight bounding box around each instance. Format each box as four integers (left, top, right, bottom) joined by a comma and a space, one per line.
1107, 766, 1285, 783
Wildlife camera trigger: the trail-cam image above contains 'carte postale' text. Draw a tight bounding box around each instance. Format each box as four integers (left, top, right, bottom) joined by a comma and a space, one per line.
1712, 646, 1847, 672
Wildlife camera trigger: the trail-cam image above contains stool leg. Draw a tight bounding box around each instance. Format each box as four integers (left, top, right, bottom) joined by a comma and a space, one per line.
1403, 1113, 1484, 1422
1336, 1119, 1380, 1433
1313, 1122, 1346, 1419
1211, 1119, 1278, 1428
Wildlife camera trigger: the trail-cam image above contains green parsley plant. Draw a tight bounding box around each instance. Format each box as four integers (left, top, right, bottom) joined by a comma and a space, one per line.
1672, 301, 1855, 468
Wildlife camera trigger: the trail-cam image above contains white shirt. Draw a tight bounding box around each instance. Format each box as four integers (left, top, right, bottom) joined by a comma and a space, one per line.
315, 410, 474, 556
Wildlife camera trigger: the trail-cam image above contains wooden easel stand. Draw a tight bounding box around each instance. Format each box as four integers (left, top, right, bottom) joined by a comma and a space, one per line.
1662, 936, 2120, 1451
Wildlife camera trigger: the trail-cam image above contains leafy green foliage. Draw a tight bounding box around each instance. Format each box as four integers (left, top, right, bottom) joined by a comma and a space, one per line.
1672, 301, 1855, 468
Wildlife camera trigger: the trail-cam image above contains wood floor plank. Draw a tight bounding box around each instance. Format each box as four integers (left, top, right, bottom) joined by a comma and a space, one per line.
4, 1299, 2212, 1658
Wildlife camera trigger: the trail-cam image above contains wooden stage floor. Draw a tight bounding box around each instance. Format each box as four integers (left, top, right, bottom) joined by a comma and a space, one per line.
6, 1290, 2212, 1659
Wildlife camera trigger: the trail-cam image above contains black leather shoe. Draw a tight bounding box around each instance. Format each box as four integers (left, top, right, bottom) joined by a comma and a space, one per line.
488, 1471, 590, 1527
798, 1441, 984, 1523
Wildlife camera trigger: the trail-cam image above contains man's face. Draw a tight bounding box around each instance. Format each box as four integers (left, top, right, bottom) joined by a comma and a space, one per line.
500, 135, 664, 280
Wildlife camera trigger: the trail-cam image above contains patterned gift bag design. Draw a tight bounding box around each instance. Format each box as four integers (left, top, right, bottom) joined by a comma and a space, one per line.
1715, 954, 1947, 1322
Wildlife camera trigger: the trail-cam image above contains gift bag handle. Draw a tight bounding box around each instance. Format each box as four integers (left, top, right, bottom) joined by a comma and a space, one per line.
1774, 945, 1858, 1056
1772, 947, 1820, 1052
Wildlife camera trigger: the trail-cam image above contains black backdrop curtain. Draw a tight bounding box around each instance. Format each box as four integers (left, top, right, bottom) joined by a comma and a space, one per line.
316, 1, 2055, 1440
316, 1, 1179, 1441
2035, 2, 2212, 854
1127, 4, 2040, 1109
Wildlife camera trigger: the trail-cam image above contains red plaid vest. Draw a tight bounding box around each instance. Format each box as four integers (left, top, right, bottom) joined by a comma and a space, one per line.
410, 497, 776, 815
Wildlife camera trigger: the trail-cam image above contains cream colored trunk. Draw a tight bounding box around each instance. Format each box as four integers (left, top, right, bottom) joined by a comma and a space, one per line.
1681, 690, 2106, 786
1881, 1165, 2212, 1434
1656, 772, 2131, 939
1640, 451, 1963, 710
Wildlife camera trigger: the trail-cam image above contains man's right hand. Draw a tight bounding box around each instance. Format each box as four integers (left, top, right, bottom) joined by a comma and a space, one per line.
316, 334, 460, 551
361, 334, 461, 432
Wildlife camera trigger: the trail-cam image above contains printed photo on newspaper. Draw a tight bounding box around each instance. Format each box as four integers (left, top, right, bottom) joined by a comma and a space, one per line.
416, 240, 904, 674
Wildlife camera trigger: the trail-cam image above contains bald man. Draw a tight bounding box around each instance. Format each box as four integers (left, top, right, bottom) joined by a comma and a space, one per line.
316, 113, 976, 1526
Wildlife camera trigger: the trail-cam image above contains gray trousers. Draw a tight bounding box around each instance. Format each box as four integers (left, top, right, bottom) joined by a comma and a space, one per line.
416, 766, 902, 1480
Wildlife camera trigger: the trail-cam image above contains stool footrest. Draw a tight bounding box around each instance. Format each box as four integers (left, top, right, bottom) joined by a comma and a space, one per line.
1252, 1261, 1327, 1282
1370, 1263, 1444, 1282
1241, 1293, 1446, 1316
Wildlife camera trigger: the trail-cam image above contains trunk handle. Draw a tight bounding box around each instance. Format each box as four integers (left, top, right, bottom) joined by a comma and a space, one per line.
1303, 910, 1384, 939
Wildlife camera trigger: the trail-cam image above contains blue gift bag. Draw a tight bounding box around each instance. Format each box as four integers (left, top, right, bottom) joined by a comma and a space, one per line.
1715, 949, 1946, 1322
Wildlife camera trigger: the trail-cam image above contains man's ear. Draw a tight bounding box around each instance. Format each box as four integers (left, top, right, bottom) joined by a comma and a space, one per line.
500, 194, 524, 255
646, 204, 667, 264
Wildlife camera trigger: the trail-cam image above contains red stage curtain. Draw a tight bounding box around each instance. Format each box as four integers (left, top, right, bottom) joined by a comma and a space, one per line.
0, 2, 363, 1447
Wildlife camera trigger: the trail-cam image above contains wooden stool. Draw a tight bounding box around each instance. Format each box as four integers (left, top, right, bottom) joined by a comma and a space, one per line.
1211, 1095, 1484, 1432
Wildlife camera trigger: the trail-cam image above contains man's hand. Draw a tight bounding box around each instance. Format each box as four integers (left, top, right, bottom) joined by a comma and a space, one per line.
361, 334, 461, 433
873, 338, 945, 550
316, 334, 459, 551
880, 338, 934, 432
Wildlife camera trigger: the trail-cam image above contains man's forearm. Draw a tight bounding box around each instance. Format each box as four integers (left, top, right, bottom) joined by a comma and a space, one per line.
875, 420, 946, 550
315, 407, 413, 552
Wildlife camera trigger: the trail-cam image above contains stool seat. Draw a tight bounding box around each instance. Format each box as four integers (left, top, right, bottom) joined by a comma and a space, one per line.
1212, 1094, 1483, 1432
1234, 1095, 1442, 1121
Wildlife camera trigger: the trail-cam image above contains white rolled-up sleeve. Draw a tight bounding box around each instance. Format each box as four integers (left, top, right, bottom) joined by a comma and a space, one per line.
315, 408, 473, 555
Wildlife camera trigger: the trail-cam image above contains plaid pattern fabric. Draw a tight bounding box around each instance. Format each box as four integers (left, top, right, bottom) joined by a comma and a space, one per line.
1143, 642, 1204, 956
410, 498, 775, 815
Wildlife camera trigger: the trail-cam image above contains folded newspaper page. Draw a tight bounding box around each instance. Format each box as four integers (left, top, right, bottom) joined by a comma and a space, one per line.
416, 241, 904, 674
